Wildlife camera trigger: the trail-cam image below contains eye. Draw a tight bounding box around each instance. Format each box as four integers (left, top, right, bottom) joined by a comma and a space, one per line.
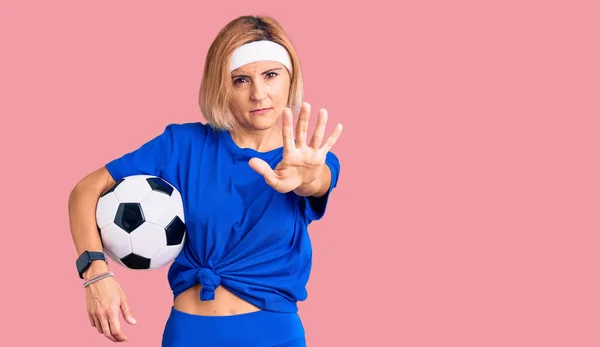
266, 72, 278, 79
233, 77, 248, 84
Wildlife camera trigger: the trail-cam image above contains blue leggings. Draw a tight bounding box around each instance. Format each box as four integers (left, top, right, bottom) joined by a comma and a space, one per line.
162, 307, 306, 346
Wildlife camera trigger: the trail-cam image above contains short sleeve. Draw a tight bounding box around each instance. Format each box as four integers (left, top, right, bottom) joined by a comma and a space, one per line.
301, 151, 340, 223
105, 124, 176, 182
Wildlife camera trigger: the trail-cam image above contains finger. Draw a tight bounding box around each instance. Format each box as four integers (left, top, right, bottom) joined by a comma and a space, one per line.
295, 102, 310, 148
109, 311, 128, 342
281, 108, 295, 152
120, 299, 137, 325
309, 108, 328, 149
88, 313, 96, 328
92, 316, 103, 335
248, 157, 279, 189
98, 316, 118, 342
320, 123, 343, 153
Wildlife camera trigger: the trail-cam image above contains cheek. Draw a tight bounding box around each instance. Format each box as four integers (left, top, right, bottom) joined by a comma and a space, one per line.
270, 84, 290, 104
230, 95, 247, 113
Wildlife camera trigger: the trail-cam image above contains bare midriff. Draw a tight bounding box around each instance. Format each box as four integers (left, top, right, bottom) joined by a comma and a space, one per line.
173, 283, 261, 316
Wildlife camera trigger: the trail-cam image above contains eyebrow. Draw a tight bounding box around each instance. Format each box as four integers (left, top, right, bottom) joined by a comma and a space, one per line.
231, 68, 282, 79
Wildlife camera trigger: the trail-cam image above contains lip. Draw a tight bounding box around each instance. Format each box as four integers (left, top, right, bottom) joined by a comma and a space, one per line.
250, 107, 272, 115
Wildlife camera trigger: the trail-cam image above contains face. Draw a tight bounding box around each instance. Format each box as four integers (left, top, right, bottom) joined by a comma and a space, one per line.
229, 60, 291, 132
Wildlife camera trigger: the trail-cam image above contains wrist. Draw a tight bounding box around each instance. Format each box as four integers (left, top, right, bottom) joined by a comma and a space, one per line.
294, 179, 320, 196
83, 271, 114, 288
294, 165, 330, 197
82, 260, 109, 281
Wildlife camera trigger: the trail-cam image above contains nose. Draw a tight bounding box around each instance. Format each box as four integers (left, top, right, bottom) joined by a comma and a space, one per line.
250, 80, 267, 101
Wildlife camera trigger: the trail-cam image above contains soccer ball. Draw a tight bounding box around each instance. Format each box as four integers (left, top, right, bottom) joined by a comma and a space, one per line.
96, 175, 186, 270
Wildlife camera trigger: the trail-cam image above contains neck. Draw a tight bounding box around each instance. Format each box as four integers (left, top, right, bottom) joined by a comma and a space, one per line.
229, 125, 283, 152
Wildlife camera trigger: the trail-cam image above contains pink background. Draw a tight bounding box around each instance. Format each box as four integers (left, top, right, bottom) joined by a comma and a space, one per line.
2, 0, 599, 346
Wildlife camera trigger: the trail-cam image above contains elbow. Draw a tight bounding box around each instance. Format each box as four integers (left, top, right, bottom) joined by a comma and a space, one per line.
70, 176, 91, 197
68, 179, 88, 208
69, 167, 111, 205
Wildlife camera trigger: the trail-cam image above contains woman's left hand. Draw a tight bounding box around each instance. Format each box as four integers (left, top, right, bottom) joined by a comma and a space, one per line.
249, 102, 343, 195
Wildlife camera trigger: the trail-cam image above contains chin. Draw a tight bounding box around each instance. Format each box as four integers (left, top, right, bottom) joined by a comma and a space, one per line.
248, 114, 279, 130
249, 120, 277, 131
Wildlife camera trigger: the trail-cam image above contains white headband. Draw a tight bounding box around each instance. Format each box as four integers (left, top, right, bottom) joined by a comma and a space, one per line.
230, 40, 292, 73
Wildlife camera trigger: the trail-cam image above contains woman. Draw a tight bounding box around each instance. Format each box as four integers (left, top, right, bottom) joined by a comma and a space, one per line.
68, 15, 342, 346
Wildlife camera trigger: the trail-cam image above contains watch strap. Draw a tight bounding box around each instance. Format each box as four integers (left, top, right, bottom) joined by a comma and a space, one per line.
88, 251, 106, 262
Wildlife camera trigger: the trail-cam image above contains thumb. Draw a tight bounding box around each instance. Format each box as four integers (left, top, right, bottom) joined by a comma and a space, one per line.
248, 158, 279, 187
120, 299, 137, 325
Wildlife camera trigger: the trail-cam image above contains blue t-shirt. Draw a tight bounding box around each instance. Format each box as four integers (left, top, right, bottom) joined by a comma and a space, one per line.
105, 122, 340, 313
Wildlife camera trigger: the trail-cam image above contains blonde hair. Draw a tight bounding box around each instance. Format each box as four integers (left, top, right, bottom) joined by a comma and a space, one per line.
199, 15, 304, 131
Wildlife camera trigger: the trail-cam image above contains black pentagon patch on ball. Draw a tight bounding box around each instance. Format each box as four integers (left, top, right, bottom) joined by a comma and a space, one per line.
97, 225, 104, 247
121, 254, 151, 269
100, 178, 124, 198
146, 177, 174, 196
165, 216, 186, 246
114, 203, 145, 233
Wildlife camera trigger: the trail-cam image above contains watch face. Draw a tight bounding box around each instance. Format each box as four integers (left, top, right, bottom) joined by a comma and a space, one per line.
76, 251, 90, 272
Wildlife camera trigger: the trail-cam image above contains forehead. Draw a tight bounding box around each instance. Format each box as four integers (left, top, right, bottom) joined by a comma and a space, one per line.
231, 60, 285, 75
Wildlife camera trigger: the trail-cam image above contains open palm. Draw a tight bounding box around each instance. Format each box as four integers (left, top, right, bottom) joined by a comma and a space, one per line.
249, 102, 343, 194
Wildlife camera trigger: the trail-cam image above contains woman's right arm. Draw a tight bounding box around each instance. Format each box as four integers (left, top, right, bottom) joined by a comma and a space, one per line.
68, 166, 136, 343
69, 166, 115, 268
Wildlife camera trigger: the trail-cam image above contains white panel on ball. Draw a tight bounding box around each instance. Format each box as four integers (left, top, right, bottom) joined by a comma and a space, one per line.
151, 243, 185, 269
96, 193, 120, 229
114, 176, 153, 203
129, 222, 167, 259
101, 223, 133, 259
104, 247, 126, 267
170, 188, 185, 222
141, 190, 178, 227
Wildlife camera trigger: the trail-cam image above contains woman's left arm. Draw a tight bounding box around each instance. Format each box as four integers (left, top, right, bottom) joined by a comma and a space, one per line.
248, 102, 343, 196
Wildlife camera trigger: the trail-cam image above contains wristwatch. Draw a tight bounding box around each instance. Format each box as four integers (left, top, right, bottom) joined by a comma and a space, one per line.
76, 250, 107, 279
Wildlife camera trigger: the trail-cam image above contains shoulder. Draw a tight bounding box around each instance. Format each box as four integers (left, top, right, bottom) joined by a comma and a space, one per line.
166, 121, 212, 137
162, 121, 216, 145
